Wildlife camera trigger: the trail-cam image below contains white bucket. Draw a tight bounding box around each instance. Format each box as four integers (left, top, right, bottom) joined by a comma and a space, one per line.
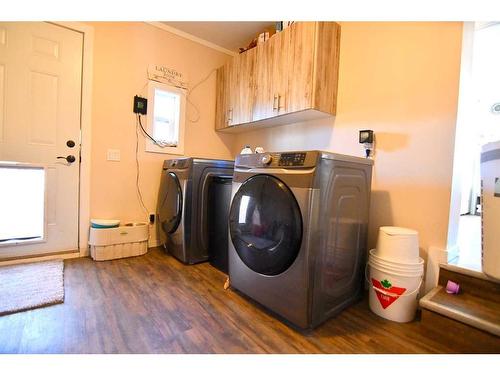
375, 226, 420, 263
369, 249, 424, 269
367, 252, 424, 323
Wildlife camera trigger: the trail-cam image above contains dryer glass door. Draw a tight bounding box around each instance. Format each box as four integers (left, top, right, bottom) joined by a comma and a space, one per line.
158, 172, 183, 234
229, 175, 303, 276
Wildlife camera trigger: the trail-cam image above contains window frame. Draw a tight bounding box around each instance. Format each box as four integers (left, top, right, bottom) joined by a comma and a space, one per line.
145, 80, 187, 155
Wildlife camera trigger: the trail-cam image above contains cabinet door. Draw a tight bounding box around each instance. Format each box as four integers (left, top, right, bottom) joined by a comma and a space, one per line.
286, 22, 316, 113
227, 57, 239, 126
252, 42, 273, 121
232, 48, 256, 125
252, 31, 290, 121
313, 22, 341, 115
271, 30, 290, 115
215, 62, 231, 130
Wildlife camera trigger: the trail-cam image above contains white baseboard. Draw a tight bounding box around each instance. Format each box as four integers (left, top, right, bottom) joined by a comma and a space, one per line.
80, 245, 90, 257
148, 239, 162, 248
424, 245, 458, 293
0, 251, 81, 266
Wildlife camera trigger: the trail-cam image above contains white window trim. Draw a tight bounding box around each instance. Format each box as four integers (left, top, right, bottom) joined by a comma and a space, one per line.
146, 80, 187, 155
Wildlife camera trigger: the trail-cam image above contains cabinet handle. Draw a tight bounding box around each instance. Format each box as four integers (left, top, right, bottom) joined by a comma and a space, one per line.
227, 109, 233, 124
278, 95, 284, 111
273, 95, 278, 111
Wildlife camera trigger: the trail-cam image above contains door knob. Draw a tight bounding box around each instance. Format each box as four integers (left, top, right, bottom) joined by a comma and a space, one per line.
57, 155, 76, 163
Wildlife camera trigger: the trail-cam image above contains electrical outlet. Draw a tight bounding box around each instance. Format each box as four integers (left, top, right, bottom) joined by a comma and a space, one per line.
107, 149, 121, 161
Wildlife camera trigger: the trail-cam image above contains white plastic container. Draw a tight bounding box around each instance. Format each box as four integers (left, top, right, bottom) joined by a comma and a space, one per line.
90, 218, 120, 229
367, 250, 424, 323
369, 249, 424, 270
480, 141, 500, 281
88, 222, 149, 261
375, 226, 419, 263
240, 145, 253, 154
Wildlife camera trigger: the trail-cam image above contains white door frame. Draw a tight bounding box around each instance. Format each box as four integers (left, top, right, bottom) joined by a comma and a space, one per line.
51, 22, 93, 257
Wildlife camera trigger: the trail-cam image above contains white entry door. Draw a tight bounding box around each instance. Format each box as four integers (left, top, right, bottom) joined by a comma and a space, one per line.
0, 22, 83, 258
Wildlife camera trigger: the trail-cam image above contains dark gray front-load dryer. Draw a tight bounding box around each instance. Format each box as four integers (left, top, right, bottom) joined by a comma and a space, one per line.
228, 151, 373, 329
157, 157, 234, 264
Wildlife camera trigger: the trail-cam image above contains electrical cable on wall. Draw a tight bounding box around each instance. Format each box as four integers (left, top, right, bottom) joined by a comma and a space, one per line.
132, 67, 217, 217
137, 67, 217, 128
185, 68, 217, 123
137, 113, 172, 148
135, 114, 150, 218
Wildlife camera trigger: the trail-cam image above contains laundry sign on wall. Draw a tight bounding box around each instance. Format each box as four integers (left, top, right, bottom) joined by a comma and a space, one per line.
148, 64, 188, 89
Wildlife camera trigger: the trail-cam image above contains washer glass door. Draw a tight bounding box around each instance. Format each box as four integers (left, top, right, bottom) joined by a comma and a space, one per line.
158, 172, 183, 234
229, 175, 303, 276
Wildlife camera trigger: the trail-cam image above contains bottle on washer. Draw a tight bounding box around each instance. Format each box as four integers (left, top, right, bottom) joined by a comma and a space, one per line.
240, 145, 253, 154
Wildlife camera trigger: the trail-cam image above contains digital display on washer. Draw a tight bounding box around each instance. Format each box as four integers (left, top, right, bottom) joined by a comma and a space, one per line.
278, 152, 307, 166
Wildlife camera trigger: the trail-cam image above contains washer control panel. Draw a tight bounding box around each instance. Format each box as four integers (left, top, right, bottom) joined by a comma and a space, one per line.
278, 152, 307, 167
163, 158, 190, 170
235, 151, 318, 169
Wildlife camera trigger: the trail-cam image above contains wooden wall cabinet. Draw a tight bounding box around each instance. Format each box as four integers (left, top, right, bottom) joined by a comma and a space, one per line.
215, 21, 340, 133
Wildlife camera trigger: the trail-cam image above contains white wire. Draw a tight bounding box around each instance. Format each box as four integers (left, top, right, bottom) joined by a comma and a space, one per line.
135, 115, 150, 218
138, 67, 217, 125
132, 68, 217, 223
185, 68, 217, 123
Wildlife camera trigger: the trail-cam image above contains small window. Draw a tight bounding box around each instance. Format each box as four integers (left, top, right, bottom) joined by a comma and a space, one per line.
0, 165, 45, 244
146, 81, 186, 154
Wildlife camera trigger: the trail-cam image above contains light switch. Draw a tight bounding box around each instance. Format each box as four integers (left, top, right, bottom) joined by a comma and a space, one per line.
107, 149, 121, 161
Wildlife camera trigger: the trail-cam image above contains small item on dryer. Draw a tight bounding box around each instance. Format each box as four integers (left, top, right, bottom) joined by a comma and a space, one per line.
240, 145, 253, 154
255, 147, 265, 154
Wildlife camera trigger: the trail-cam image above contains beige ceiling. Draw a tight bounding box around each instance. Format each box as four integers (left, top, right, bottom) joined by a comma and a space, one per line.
162, 22, 275, 52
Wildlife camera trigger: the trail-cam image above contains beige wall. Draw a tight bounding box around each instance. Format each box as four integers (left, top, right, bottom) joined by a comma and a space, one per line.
89, 22, 233, 245
232, 22, 463, 258
89, 22, 463, 257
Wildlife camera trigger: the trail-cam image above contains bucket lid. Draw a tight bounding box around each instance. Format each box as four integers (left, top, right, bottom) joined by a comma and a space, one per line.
90, 218, 120, 227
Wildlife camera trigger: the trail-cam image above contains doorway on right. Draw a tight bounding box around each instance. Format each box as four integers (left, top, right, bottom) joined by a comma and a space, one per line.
451, 22, 500, 271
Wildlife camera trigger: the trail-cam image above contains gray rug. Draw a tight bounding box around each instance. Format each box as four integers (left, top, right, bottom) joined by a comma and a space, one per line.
0, 259, 64, 316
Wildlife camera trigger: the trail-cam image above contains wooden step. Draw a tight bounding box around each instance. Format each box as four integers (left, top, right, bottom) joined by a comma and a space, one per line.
420, 286, 500, 336
419, 264, 500, 353
439, 263, 500, 303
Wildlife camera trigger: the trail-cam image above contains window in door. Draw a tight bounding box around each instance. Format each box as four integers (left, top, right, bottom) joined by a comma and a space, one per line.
0, 165, 45, 244
146, 81, 186, 155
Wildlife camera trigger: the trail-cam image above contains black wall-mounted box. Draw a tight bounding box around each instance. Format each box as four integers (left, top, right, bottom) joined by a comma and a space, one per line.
359, 130, 374, 144
133, 95, 148, 115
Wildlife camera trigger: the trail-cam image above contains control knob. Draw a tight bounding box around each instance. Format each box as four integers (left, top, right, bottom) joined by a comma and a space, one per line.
261, 154, 273, 165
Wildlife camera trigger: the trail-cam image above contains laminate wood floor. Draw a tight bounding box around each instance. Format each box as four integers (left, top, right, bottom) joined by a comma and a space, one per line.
0, 248, 463, 354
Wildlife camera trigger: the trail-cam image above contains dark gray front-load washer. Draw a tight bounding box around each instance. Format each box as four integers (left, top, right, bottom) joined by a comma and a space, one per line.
228, 150, 373, 329
157, 157, 234, 264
